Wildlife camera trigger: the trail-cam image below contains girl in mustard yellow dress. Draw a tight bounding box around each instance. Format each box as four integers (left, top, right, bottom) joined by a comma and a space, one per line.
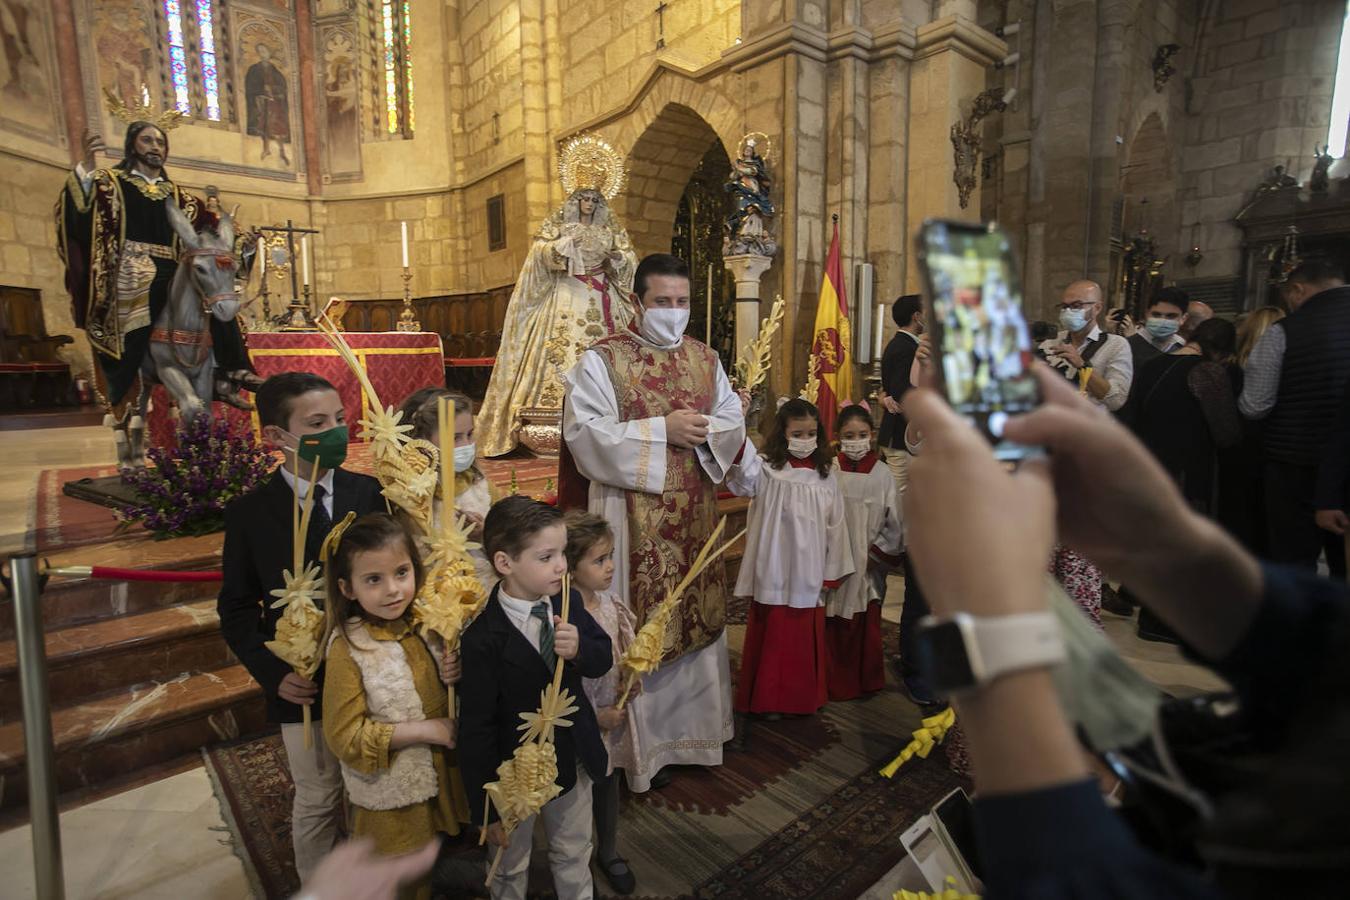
322, 513, 471, 900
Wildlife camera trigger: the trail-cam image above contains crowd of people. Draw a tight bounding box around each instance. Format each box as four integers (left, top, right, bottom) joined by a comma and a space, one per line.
214, 253, 1350, 900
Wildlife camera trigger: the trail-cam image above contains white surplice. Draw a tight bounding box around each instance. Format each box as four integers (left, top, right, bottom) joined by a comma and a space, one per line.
563, 331, 746, 778
824, 460, 903, 619
726, 451, 856, 608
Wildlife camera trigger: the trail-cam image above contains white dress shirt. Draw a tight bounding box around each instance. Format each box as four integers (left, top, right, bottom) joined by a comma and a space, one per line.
496, 586, 547, 652
1134, 325, 1186, 354
1038, 325, 1134, 411
277, 466, 336, 519
1238, 325, 1285, 419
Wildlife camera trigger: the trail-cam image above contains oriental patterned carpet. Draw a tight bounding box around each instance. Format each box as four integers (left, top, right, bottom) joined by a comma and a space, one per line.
204, 606, 964, 899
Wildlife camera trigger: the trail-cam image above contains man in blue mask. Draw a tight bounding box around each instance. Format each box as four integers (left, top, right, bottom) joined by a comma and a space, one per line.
1038, 279, 1134, 412
1135, 287, 1190, 354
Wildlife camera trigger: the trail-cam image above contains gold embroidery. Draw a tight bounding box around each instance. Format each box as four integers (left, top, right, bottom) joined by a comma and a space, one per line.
116, 169, 176, 201
635, 418, 652, 493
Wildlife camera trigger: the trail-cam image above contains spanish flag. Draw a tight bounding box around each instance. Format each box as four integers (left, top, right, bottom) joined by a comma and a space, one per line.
809, 218, 852, 439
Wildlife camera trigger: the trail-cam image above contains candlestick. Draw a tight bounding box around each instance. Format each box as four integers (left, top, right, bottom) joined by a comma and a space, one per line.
396, 265, 421, 332
706, 263, 713, 345
401, 221, 410, 268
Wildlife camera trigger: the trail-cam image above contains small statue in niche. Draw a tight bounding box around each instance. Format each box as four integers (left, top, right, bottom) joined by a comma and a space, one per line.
1152, 43, 1181, 93
723, 133, 778, 257
1311, 145, 1333, 194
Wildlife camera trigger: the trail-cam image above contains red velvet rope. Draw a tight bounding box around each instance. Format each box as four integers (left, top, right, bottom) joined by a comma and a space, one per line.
81, 566, 222, 583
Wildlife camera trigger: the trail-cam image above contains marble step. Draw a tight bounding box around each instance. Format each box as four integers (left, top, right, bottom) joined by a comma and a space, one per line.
0, 537, 222, 641
0, 663, 267, 814
0, 600, 233, 724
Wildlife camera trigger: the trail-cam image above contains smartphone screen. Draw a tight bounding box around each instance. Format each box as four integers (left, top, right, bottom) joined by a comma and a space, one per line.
917, 220, 1041, 460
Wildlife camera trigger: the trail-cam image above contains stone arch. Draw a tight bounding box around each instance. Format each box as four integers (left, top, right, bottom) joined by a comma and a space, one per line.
1121, 110, 1177, 255
615, 101, 729, 258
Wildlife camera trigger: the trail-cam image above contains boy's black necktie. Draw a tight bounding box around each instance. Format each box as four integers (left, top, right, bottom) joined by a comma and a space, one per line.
304, 484, 333, 564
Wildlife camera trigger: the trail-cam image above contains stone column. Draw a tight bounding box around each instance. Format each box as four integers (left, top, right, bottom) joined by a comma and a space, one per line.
724, 253, 774, 350
50, 0, 86, 163
904, 16, 1004, 293
295, 0, 323, 196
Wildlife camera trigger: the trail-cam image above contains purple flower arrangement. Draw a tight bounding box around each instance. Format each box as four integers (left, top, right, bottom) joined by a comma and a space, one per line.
121, 415, 273, 539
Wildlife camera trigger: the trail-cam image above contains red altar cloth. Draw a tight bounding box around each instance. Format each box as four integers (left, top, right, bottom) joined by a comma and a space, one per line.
147, 331, 445, 448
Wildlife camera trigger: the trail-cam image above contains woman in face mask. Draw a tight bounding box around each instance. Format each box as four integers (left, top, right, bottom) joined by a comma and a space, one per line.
823, 404, 903, 701
397, 387, 501, 592
723, 398, 856, 723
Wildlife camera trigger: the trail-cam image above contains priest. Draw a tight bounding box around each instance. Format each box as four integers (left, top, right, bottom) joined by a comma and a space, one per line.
561, 253, 747, 789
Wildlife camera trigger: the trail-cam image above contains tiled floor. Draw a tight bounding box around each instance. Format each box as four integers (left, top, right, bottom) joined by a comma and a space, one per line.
0, 767, 250, 898
0, 423, 1226, 897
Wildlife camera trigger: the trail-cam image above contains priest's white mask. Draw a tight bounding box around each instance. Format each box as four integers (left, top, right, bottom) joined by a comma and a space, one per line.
639, 306, 690, 347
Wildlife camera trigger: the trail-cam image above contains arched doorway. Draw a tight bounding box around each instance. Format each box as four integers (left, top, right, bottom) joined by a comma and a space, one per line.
1115, 111, 1175, 315
623, 103, 733, 364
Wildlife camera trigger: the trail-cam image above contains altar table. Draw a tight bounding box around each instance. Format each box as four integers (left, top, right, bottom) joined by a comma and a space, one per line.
147, 331, 445, 448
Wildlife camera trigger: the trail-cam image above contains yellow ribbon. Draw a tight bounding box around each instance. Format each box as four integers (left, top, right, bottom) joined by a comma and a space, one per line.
880, 706, 957, 778
319, 511, 358, 563
1077, 366, 1094, 395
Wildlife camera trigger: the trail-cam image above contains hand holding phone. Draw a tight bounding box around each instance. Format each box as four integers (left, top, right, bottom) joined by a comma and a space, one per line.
915, 220, 1042, 461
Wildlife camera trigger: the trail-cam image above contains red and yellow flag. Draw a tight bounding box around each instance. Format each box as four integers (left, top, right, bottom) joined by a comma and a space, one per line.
809, 218, 852, 439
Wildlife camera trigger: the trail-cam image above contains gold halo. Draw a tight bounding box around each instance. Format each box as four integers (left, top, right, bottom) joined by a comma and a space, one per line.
558, 133, 626, 201
739, 132, 771, 163
103, 86, 186, 132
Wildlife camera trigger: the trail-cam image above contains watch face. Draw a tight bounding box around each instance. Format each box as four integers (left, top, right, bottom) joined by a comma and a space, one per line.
917, 620, 976, 693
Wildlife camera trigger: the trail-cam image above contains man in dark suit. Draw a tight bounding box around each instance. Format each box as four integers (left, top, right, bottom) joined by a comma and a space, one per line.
876, 295, 938, 705
460, 497, 612, 898
218, 372, 385, 881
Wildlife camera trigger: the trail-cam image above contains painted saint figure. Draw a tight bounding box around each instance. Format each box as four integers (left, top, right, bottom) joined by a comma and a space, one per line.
246, 43, 290, 165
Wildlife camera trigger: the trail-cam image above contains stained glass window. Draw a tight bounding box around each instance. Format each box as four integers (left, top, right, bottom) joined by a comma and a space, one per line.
196, 0, 220, 121
403, 1, 414, 133
382, 0, 398, 134
376, 0, 413, 136
163, 0, 191, 115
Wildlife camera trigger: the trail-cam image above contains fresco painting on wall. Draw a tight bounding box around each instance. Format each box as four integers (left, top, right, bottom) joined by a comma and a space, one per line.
238, 20, 294, 171
0, 0, 61, 141
323, 28, 362, 178
91, 0, 158, 138
316, 0, 352, 16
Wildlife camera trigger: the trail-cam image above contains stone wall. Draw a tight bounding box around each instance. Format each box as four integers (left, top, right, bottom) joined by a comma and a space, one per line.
982, 0, 1344, 317
1181, 0, 1342, 282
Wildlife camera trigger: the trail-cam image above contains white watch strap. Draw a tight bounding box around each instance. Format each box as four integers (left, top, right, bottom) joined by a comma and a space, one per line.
971, 612, 1065, 684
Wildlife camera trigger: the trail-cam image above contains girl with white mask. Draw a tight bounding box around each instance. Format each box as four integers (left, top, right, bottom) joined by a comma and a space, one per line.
824, 404, 903, 700
396, 388, 500, 592
723, 398, 855, 724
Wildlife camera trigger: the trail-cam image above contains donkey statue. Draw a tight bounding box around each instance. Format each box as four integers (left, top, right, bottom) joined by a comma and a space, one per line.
112, 200, 244, 470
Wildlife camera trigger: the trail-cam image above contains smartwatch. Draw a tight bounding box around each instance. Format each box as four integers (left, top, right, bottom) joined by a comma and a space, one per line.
915, 611, 1065, 697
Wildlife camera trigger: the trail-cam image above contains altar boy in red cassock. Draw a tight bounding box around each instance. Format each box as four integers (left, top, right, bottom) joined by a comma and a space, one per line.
726, 398, 854, 716
824, 404, 903, 700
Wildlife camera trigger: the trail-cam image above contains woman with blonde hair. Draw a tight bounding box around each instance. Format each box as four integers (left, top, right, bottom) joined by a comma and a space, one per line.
1236, 305, 1286, 367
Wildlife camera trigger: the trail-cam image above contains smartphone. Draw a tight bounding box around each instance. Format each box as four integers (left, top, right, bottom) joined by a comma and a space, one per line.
898, 787, 982, 893
915, 219, 1042, 460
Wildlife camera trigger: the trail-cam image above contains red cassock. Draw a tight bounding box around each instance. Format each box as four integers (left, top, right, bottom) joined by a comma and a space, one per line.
735, 602, 829, 715
824, 601, 885, 701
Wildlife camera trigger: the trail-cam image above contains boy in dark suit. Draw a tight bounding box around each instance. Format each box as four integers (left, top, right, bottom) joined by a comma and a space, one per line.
218, 372, 385, 880
460, 497, 613, 900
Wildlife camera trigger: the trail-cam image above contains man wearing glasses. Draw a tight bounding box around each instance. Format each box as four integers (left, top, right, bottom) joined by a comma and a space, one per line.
1037, 280, 1133, 411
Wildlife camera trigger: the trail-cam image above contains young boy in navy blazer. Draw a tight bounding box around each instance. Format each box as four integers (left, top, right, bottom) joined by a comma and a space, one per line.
218, 372, 385, 881
460, 496, 613, 900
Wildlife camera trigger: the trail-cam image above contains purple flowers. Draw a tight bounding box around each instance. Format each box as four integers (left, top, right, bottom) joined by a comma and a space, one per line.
120, 415, 272, 539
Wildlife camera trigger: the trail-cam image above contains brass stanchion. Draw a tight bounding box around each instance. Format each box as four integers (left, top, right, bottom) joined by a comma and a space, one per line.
10, 553, 65, 899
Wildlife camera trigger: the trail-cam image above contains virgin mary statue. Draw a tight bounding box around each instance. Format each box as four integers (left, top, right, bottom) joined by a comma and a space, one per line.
477, 134, 637, 457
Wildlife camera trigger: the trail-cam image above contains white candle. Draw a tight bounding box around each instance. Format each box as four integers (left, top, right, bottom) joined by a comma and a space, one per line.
706, 264, 713, 345
302, 236, 310, 286
401, 221, 410, 268
258, 242, 266, 277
